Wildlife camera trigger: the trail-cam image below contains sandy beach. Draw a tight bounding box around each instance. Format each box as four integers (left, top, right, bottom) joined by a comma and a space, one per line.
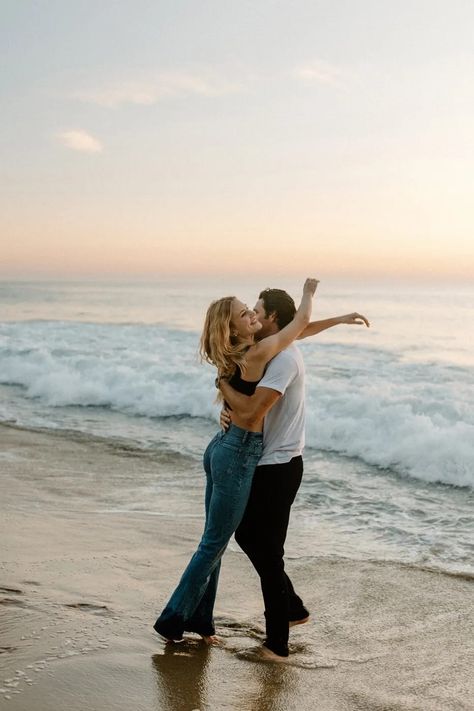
1, 423, 473, 711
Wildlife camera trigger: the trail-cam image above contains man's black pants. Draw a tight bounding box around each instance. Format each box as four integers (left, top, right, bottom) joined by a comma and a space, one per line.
235, 455, 308, 657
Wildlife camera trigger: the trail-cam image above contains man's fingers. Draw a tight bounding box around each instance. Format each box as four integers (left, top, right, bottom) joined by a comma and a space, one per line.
219, 407, 232, 432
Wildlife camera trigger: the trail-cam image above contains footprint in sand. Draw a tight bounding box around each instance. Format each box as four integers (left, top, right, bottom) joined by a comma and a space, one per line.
214, 616, 265, 640
64, 602, 114, 617
0, 586, 27, 607
0, 586, 23, 595
0, 647, 17, 655
0, 597, 27, 608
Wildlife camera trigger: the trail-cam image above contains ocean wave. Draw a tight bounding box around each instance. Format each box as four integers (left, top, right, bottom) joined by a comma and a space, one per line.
303, 344, 474, 489
0, 321, 216, 418
1, 320, 473, 489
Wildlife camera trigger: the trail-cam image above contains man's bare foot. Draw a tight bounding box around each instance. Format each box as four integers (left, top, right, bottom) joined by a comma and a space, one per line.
200, 634, 221, 646
289, 615, 310, 628
259, 646, 289, 663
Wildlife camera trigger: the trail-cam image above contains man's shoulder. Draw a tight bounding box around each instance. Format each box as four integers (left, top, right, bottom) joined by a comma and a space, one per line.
266, 344, 302, 371
272, 343, 301, 362
258, 343, 304, 396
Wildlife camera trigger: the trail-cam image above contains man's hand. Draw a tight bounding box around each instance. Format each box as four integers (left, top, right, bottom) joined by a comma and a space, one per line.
339, 312, 370, 327
219, 406, 232, 431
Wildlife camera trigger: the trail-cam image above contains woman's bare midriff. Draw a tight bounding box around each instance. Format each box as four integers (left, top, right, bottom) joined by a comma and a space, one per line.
228, 414, 264, 434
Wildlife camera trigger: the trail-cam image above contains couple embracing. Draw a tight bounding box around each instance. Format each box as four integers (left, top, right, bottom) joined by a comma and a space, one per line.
154, 279, 369, 661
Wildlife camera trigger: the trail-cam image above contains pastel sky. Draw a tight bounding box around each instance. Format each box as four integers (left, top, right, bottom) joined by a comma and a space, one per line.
1, 1, 473, 281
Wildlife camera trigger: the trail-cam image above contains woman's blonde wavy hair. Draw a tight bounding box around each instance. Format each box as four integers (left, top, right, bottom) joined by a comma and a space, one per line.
199, 296, 249, 380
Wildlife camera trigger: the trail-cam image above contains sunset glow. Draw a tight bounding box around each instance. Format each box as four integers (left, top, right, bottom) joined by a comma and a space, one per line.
2, 2, 474, 281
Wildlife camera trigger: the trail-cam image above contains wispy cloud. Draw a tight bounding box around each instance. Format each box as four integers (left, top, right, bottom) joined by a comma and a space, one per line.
57, 129, 103, 153
292, 60, 348, 87
71, 71, 244, 108
69, 63, 348, 110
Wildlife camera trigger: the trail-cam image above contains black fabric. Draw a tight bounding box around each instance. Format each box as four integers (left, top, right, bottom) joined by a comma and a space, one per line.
235, 455, 307, 657
228, 365, 260, 396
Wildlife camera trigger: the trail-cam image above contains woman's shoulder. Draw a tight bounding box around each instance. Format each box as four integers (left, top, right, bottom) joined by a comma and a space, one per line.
247, 338, 300, 361
244, 339, 267, 364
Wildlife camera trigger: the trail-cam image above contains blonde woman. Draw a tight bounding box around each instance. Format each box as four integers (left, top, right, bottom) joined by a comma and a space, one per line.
153, 278, 318, 644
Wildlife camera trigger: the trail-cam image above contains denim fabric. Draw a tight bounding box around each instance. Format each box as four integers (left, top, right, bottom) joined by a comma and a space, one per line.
154, 424, 263, 641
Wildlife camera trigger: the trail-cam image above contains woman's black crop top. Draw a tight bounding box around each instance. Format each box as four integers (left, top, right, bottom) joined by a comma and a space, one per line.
228, 366, 260, 396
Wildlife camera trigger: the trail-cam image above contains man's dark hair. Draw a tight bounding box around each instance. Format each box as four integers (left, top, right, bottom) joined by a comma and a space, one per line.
258, 288, 296, 330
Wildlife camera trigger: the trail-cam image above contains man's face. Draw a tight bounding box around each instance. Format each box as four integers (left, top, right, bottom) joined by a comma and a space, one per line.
253, 298, 276, 340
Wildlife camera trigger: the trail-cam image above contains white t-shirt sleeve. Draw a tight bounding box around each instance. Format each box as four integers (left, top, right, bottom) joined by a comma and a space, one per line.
257, 350, 299, 395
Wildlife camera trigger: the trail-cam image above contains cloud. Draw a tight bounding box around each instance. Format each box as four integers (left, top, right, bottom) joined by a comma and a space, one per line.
57, 129, 103, 153
71, 71, 244, 108
292, 60, 347, 86
68, 63, 348, 110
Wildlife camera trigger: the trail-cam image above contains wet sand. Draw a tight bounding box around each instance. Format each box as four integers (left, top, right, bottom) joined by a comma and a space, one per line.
1, 423, 473, 710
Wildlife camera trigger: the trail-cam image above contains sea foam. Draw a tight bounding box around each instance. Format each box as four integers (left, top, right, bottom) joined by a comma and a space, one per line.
1, 321, 473, 489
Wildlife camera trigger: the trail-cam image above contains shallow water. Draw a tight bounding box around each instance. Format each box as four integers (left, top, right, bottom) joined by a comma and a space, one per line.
1, 279, 473, 575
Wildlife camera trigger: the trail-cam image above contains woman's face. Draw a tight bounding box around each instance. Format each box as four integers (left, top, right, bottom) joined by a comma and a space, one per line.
230, 299, 262, 340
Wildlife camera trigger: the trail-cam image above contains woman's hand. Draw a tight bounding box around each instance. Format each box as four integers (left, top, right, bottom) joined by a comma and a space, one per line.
304, 278, 320, 296
338, 312, 370, 327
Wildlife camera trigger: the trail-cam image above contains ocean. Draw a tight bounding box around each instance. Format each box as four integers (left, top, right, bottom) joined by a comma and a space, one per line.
1, 278, 473, 575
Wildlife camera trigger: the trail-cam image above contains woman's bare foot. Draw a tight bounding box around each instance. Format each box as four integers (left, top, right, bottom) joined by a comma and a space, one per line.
155, 631, 184, 644
289, 615, 310, 628
200, 634, 221, 646
259, 646, 289, 663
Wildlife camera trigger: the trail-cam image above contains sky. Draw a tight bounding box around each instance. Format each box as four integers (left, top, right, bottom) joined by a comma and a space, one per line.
1, 0, 474, 281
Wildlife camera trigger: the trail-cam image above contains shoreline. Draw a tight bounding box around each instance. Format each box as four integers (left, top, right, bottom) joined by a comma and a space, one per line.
2, 418, 473, 579
1, 424, 473, 710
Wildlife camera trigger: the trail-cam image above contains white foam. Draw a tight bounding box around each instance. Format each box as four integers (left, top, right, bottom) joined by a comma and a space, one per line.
0, 322, 217, 420
302, 342, 474, 488
1, 321, 473, 488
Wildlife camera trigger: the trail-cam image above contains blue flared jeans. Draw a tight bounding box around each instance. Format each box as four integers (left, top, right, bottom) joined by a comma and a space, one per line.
154, 424, 263, 641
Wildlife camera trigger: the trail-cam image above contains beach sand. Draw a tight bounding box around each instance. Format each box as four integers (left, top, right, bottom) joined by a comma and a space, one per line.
1, 424, 473, 710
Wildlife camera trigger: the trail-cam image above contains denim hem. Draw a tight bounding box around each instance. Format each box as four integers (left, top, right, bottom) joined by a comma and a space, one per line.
153, 617, 184, 642
184, 623, 216, 636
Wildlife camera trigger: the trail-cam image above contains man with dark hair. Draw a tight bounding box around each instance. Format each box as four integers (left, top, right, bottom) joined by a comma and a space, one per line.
257, 288, 297, 329
219, 288, 369, 660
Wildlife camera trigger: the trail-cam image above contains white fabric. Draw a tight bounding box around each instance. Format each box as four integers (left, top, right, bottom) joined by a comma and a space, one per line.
257, 343, 305, 465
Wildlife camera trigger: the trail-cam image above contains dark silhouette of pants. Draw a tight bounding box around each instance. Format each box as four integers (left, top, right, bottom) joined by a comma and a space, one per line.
235, 455, 308, 657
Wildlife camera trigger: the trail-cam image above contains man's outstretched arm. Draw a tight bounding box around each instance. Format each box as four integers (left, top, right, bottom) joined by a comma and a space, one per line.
297, 312, 370, 339
219, 381, 281, 430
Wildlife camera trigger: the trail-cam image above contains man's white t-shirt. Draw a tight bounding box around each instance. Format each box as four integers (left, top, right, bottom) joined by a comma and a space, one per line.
257, 343, 305, 466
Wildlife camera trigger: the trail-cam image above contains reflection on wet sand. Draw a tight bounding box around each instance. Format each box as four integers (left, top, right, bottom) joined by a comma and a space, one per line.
246, 661, 298, 711
152, 642, 211, 711
152, 638, 299, 711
